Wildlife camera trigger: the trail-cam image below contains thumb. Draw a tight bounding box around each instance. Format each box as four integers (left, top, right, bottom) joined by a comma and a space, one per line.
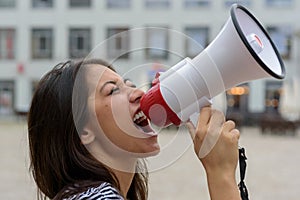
185, 120, 196, 139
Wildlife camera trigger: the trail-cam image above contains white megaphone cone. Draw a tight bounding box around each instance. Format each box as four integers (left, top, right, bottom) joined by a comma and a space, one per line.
140, 4, 285, 127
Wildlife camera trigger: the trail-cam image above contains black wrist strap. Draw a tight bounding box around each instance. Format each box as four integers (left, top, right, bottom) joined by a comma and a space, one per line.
238, 147, 249, 200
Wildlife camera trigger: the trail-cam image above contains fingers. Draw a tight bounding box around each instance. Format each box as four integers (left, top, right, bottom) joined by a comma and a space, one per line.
222, 120, 240, 143
185, 106, 211, 140
207, 109, 225, 131
195, 106, 213, 142
222, 120, 236, 133
230, 128, 240, 140
199, 109, 225, 158
196, 106, 211, 130
185, 106, 241, 162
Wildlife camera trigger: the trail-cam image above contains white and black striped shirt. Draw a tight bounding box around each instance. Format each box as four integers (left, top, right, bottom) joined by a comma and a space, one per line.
64, 182, 124, 200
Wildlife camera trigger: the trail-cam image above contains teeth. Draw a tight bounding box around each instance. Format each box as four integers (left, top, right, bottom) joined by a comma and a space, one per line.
133, 111, 146, 123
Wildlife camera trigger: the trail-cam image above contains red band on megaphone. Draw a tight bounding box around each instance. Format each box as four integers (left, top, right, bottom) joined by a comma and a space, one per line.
140, 82, 181, 127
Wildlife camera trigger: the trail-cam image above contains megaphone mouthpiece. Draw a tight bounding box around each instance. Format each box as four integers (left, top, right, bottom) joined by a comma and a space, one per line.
247, 33, 264, 54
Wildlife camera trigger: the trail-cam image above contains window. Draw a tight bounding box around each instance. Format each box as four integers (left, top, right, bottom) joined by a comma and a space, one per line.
0, 81, 14, 115
184, 0, 211, 8
107, 28, 130, 59
0, 29, 15, 59
267, 25, 292, 60
226, 84, 249, 113
31, 28, 53, 59
265, 81, 282, 113
32, 0, 53, 8
69, 28, 91, 59
224, 0, 251, 7
145, 27, 169, 59
145, 0, 170, 9
185, 27, 209, 57
107, 0, 131, 8
32, 81, 39, 95
265, 0, 293, 6
225, 84, 249, 126
0, 0, 15, 7
69, 0, 91, 8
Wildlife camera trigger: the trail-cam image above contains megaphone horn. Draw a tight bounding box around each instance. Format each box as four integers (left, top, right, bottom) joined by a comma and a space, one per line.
140, 4, 285, 127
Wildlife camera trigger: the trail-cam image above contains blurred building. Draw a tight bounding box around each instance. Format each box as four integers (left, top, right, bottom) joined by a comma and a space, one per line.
0, 0, 299, 124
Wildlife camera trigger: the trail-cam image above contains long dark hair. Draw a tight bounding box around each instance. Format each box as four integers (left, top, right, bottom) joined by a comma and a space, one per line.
28, 59, 148, 200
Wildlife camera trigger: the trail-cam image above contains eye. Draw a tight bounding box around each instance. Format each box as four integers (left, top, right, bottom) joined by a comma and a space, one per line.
108, 87, 119, 95
124, 79, 136, 88
129, 83, 136, 88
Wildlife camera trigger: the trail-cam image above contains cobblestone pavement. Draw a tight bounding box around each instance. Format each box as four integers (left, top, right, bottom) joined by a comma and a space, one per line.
1, 120, 300, 200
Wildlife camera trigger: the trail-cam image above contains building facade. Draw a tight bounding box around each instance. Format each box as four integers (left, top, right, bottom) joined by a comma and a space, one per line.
0, 0, 299, 124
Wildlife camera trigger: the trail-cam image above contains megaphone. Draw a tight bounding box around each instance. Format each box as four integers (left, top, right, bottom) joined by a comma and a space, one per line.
140, 4, 285, 127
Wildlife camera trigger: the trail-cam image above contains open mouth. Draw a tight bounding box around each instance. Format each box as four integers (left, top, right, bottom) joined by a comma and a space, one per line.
133, 109, 156, 135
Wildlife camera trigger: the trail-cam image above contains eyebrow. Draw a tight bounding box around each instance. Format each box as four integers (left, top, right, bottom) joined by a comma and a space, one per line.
124, 78, 136, 87
124, 78, 132, 84
100, 78, 133, 92
100, 80, 117, 92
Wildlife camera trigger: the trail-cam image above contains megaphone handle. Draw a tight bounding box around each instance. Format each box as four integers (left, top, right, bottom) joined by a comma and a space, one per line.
187, 97, 212, 127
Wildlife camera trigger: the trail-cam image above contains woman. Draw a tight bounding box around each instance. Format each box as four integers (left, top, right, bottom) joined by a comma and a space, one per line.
28, 58, 241, 200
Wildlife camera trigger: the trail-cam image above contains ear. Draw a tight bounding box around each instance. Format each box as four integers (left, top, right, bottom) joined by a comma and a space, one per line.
80, 129, 95, 145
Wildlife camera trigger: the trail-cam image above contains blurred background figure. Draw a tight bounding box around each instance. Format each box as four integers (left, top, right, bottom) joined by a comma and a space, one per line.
147, 62, 165, 88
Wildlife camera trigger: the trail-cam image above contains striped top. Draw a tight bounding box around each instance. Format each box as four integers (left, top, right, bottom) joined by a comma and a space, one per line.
63, 182, 124, 200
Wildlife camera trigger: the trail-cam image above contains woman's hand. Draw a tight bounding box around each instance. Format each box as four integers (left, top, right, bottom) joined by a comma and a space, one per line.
185, 106, 241, 200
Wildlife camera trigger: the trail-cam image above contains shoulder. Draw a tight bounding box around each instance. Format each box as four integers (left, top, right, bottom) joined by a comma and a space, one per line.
64, 182, 124, 200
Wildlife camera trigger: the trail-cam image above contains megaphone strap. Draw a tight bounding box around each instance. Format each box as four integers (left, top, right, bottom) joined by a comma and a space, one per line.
238, 147, 249, 200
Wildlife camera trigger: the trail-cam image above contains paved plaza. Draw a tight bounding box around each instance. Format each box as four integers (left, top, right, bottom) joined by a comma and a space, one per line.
1, 120, 300, 200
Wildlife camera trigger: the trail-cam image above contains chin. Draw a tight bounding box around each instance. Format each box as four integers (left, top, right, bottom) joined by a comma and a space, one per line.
130, 142, 161, 158
134, 149, 160, 158
146, 148, 160, 157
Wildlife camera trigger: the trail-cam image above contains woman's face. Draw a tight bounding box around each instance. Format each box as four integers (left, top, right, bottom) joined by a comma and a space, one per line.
85, 64, 159, 157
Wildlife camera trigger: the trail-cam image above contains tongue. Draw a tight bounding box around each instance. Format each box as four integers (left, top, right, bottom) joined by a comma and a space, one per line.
138, 119, 148, 127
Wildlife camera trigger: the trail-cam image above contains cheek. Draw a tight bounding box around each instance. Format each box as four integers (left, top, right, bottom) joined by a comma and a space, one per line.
95, 103, 130, 149
94, 96, 133, 140
95, 100, 124, 136
110, 97, 137, 134
96, 103, 113, 126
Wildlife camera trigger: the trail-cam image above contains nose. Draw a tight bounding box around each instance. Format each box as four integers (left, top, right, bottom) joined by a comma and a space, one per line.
129, 87, 145, 104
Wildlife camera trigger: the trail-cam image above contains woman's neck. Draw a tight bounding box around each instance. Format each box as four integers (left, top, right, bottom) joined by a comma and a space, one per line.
112, 169, 135, 197
87, 144, 137, 196
85, 134, 138, 196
